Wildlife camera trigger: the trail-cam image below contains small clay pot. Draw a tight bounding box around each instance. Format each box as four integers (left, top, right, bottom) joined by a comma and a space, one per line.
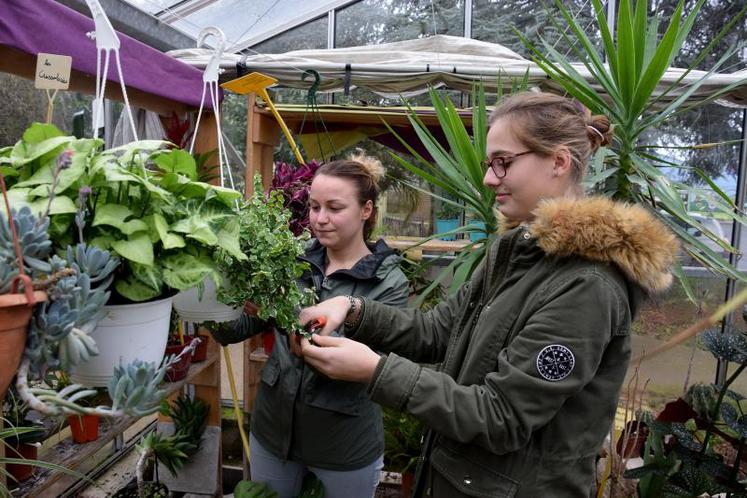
6, 441, 38, 482
68, 414, 100, 443
164, 343, 193, 382
191, 333, 209, 362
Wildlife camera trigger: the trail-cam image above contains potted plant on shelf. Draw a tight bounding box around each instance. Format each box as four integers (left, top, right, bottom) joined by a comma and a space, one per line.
55, 373, 109, 444
2, 388, 48, 483
434, 199, 462, 241
3, 122, 244, 386
112, 394, 208, 498
383, 407, 425, 498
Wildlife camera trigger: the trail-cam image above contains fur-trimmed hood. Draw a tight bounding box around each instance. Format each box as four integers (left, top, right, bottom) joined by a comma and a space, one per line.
525, 196, 679, 293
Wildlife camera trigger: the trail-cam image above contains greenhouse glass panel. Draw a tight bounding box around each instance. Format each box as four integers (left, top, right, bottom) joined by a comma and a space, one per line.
471, 0, 602, 58
651, 0, 746, 71
122, 0, 184, 16
335, 0, 465, 48
624, 275, 724, 414
169, 0, 332, 49
251, 16, 328, 54
641, 103, 743, 271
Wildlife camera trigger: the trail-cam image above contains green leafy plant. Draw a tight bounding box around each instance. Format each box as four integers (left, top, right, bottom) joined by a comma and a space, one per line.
384, 77, 529, 304
0, 419, 87, 492
161, 394, 209, 455
233, 480, 279, 498
1, 123, 245, 303
383, 407, 424, 475
625, 324, 747, 496
215, 176, 314, 334
517, 0, 747, 297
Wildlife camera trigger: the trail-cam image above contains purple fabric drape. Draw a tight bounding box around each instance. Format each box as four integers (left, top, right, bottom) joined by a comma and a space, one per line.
0, 0, 214, 107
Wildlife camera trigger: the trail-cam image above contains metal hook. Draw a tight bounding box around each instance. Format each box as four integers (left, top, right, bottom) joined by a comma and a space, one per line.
302, 69, 322, 105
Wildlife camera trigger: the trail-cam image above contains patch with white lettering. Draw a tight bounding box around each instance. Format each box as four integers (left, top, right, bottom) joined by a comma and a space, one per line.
536, 344, 575, 381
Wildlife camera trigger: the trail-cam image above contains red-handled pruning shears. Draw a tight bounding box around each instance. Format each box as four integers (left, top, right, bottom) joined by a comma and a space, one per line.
297, 316, 327, 342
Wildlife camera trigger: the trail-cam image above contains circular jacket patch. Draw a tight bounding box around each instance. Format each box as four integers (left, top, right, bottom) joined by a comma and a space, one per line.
536, 344, 575, 382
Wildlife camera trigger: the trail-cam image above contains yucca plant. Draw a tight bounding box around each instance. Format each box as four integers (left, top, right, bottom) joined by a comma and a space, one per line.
518, 0, 747, 298
384, 77, 529, 304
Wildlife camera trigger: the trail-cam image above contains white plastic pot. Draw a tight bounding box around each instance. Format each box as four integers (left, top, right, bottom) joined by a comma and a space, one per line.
70, 296, 174, 387
173, 277, 242, 323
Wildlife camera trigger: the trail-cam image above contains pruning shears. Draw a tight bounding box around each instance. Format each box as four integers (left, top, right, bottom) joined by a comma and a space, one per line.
297, 316, 327, 343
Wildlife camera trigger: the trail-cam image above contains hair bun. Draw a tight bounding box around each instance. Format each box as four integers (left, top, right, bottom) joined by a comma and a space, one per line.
349, 151, 385, 183
586, 115, 614, 150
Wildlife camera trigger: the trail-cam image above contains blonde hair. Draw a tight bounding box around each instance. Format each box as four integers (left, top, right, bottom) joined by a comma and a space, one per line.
315, 153, 384, 240
489, 92, 614, 181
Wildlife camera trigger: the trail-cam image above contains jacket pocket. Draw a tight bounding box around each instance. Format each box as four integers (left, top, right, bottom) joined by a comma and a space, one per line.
430, 445, 518, 498
260, 357, 280, 387
305, 374, 367, 416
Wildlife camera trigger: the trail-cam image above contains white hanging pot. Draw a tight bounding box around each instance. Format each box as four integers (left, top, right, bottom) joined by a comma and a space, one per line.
173, 277, 242, 323
70, 296, 174, 387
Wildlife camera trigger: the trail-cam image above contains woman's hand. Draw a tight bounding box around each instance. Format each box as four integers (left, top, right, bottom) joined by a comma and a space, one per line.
300, 335, 381, 383
298, 296, 351, 336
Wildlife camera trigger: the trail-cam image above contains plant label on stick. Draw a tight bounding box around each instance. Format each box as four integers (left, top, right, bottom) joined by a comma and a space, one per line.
35, 53, 71, 123
35, 53, 72, 90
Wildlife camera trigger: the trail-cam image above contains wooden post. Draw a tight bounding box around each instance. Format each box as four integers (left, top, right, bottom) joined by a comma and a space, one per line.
244, 95, 281, 194
193, 111, 220, 183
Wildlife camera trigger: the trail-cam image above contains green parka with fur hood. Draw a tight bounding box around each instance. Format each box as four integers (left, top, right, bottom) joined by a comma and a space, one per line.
347, 197, 678, 498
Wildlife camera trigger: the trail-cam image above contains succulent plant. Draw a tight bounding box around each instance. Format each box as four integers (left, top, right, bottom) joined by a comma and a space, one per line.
167, 394, 208, 455
108, 359, 169, 417
0, 206, 53, 292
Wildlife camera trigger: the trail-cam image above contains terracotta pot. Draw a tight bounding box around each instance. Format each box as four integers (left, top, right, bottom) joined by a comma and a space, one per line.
6, 442, 38, 483
191, 333, 209, 362
165, 343, 193, 382
0, 290, 46, 399
401, 471, 415, 498
262, 328, 275, 355
68, 414, 100, 443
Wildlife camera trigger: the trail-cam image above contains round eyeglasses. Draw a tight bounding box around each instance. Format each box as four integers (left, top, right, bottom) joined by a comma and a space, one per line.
481, 151, 533, 178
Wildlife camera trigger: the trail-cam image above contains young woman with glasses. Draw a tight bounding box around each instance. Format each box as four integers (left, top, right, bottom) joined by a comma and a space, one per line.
295, 92, 679, 498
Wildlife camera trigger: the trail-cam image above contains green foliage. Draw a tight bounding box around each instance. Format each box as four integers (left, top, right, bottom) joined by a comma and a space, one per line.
0, 415, 87, 492
383, 407, 424, 474
3, 123, 244, 302
628, 324, 747, 495
215, 176, 314, 334
164, 394, 209, 456
385, 83, 491, 303
517, 0, 747, 294
137, 431, 192, 478
233, 480, 279, 498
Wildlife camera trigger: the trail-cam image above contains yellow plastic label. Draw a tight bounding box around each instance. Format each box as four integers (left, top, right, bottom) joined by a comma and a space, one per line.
221, 72, 278, 94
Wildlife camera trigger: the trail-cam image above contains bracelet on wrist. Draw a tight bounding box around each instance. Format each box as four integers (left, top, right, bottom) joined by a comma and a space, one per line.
344, 295, 361, 328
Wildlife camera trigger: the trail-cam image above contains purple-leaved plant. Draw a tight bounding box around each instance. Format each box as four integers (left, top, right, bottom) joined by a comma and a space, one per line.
267, 160, 322, 236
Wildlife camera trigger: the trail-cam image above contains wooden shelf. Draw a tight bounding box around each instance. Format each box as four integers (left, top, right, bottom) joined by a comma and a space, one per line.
13, 346, 221, 498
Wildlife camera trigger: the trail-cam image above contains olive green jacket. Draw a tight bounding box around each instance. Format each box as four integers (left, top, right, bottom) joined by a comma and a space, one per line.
348, 197, 678, 498
251, 238, 409, 470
